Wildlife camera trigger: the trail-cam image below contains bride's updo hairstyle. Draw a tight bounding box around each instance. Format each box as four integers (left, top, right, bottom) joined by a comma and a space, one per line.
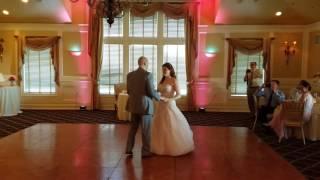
160, 62, 176, 84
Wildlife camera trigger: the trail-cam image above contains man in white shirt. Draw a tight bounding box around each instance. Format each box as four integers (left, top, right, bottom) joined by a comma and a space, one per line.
244, 62, 263, 115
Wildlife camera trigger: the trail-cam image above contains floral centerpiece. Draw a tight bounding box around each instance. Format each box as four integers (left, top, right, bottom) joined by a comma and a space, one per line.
8, 75, 16, 86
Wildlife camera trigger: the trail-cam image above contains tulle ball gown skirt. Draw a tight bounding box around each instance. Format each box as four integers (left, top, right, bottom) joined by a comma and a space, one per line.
151, 101, 194, 156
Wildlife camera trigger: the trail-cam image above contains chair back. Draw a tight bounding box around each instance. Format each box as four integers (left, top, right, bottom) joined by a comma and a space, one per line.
114, 83, 126, 100
282, 101, 304, 125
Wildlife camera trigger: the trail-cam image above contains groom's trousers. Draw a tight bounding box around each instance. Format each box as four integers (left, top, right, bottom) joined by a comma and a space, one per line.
126, 113, 152, 155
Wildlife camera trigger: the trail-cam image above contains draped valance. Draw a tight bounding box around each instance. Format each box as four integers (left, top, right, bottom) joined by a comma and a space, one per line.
15, 36, 61, 86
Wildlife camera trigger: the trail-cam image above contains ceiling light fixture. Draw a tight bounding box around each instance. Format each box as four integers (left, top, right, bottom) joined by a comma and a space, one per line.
2, 10, 9, 15
21, 0, 29, 3
96, 0, 124, 27
275, 11, 282, 16
70, 0, 124, 27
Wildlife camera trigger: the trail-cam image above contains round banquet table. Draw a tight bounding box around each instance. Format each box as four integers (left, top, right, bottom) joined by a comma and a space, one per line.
0, 86, 21, 117
116, 93, 131, 121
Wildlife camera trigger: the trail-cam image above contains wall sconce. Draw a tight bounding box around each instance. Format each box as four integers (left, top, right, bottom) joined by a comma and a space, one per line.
69, 50, 82, 56
205, 52, 216, 58
0, 38, 4, 63
205, 47, 217, 58
283, 41, 297, 64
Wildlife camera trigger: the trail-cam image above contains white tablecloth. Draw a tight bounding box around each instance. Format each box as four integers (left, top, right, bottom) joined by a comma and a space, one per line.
292, 102, 320, 141
0, 86, 21, 117
116, 93, 130, 121
305, 103, 320, 141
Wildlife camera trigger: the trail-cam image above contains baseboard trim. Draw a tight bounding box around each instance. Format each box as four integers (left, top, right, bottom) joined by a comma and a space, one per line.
21, 103, 82, 110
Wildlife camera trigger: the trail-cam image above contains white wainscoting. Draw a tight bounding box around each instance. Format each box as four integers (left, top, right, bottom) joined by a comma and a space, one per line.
21, 77, 92, 110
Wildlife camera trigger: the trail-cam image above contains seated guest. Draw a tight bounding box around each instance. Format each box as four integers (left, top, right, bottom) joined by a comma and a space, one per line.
289, 82, 302, 100
256, 80, 285, 124
292, 80, 315, 121
294, 80, 315, 121
269, 80, 315, 141
289, 80, 305, 101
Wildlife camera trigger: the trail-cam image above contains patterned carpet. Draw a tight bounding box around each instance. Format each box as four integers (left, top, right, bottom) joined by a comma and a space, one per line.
1, 110, 320, 179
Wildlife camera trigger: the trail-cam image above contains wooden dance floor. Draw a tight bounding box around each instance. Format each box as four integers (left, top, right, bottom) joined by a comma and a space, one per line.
0, 124, 304, 180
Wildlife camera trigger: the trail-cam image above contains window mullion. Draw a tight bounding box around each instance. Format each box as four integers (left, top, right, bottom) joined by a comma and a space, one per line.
28, 49, 30, 93
38, 51, 41, 93
234, 53, 238, 95
108, 44, 111, 94
49, 50, 52, 93
176, 45, 179, 76
118, 44, 121, 84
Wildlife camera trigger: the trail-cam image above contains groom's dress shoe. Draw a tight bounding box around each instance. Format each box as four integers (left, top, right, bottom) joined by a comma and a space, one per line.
125, 151, 133, 155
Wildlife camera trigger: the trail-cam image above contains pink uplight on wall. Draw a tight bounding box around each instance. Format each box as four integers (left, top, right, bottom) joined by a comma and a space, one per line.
214, 8, 227, 24
193, 81, 210, 109
58, 6, 72, 23
76, 80, 91, 107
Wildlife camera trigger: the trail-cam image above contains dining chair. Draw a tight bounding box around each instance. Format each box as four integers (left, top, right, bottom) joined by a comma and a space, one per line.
282, 101, 306, 145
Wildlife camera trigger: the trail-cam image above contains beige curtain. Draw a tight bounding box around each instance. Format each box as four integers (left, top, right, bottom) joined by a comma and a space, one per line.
128, 2, 199, 110
14, 35, 24, 85
88, 8, 103, 110
129, 3, 190, 19
24, 36, 61, 86
129, 3, 161, 17
263, 38, 274, 83
184, 4, 198, 111
226, 38, 274, 89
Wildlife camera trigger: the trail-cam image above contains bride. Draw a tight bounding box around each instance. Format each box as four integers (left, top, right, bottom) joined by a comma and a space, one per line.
151, 62, 194, 156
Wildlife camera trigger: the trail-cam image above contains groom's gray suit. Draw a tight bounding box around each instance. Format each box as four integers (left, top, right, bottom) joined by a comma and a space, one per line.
125, 67, 160, 156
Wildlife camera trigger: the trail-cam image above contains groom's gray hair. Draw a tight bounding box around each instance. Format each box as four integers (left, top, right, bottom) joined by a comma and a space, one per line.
138, 56, 148, 66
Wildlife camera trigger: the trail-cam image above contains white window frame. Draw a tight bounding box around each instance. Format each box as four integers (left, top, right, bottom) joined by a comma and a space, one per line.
23, 48, 56, 95
100, 10, 186, 95
230, 51, 265, 97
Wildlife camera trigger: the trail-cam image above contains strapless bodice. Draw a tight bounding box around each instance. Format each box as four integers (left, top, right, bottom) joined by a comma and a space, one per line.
158, 83, 175, 98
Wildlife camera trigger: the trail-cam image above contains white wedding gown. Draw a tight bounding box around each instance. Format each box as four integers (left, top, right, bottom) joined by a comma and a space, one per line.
151, 83, 194, 156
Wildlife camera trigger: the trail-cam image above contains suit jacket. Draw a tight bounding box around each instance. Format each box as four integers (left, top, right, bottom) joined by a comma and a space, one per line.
126, 67, 160, 115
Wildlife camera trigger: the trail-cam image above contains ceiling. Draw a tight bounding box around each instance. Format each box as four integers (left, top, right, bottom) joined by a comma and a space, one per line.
0, 0, 71, 23
215, 0, 320, 25
0, 0, 320, 25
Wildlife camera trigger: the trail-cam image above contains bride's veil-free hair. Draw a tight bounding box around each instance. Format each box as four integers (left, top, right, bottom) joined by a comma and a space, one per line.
160, 62, 176, 84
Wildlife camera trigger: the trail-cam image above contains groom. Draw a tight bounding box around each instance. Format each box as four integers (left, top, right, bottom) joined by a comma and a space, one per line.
125, 56, 161, 157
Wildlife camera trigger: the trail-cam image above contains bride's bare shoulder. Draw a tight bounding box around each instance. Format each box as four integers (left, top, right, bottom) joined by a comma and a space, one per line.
171, 78, 178, 86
